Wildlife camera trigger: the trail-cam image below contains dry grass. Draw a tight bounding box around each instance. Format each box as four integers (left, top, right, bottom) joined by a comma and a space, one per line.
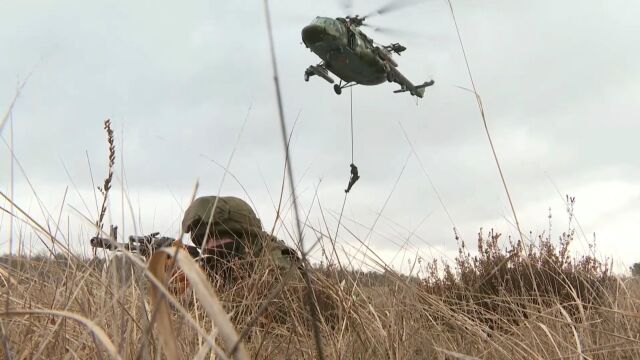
0, 219, 639, 360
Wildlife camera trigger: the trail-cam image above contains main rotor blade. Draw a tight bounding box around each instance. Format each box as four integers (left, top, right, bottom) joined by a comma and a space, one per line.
363, 23, 423, 38
371, 26, 418, 37
365, 0, 425, 18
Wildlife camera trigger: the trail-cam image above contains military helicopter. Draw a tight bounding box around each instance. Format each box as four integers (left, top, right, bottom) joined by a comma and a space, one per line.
301, 0, 434, 98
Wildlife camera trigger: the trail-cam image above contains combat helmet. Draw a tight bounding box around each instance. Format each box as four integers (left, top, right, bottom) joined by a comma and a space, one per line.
182, 196, 264, 253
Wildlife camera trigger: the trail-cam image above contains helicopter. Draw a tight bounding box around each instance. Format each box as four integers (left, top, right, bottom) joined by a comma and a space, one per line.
301, 0, 434, 98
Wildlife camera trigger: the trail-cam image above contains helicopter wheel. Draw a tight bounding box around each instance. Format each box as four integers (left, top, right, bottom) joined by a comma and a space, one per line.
304, 73, 310, 82
333, 84, 342, 95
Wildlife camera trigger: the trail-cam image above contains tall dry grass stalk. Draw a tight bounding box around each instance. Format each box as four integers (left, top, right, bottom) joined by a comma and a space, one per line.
95, 118, 115, 241
261, 0, 326, 358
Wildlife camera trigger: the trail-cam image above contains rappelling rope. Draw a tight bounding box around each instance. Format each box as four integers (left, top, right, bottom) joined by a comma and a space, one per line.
350, 86, 354, 164
333, 87, 358, 249
345, 87, 359, 193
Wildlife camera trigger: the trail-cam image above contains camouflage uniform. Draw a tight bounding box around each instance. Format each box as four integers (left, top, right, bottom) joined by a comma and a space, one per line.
181, 195, 300, 282
181, 196, 339, 329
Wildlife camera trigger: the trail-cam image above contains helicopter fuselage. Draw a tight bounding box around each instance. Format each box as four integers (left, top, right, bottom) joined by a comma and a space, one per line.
302, 17, 387, 85
301, 15, 434, 98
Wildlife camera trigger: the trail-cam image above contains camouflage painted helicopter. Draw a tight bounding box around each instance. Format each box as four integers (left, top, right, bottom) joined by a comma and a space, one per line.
301, 1, 434, 98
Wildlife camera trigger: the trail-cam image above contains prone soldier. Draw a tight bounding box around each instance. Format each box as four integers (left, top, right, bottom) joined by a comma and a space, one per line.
180, 195, 302, 285
94, 195, 337, 328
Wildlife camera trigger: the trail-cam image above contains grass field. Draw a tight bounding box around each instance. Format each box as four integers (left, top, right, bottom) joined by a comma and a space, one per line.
0, 219, 638, 359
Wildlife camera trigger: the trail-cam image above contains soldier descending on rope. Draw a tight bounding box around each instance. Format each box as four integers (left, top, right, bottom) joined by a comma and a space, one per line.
344, 163, 360, 193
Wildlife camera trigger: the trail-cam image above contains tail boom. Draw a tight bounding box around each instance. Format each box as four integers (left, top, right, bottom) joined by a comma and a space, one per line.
388, 68, 434, 98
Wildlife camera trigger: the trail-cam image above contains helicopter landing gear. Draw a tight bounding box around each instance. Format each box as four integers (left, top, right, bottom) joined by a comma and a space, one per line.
304, 64, 334, 84
333, 81, 356, 95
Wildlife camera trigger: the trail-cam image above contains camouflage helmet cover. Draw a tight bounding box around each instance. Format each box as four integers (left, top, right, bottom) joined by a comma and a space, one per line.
182, 196, 263, 247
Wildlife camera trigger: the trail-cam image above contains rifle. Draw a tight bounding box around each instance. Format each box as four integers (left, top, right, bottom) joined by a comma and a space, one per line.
90, 225, 201, 258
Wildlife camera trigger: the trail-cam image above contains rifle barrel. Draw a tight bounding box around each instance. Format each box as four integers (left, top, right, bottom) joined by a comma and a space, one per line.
90, 237, 132, 251
90, 233, 200, 258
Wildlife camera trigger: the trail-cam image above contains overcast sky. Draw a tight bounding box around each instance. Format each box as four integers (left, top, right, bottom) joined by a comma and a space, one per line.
1, 0, 638, 274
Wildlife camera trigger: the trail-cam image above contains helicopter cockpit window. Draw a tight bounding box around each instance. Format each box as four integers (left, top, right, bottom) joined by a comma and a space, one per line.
328, 21, 341, 35
312, 17, 343, 37
314, 17, 330, 26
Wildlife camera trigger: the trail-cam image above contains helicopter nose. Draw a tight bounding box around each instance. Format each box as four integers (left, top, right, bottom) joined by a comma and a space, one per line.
301, 23, 328, 46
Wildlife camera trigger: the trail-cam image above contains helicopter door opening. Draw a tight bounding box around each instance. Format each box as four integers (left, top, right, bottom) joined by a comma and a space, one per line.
348, 30, 356, 50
